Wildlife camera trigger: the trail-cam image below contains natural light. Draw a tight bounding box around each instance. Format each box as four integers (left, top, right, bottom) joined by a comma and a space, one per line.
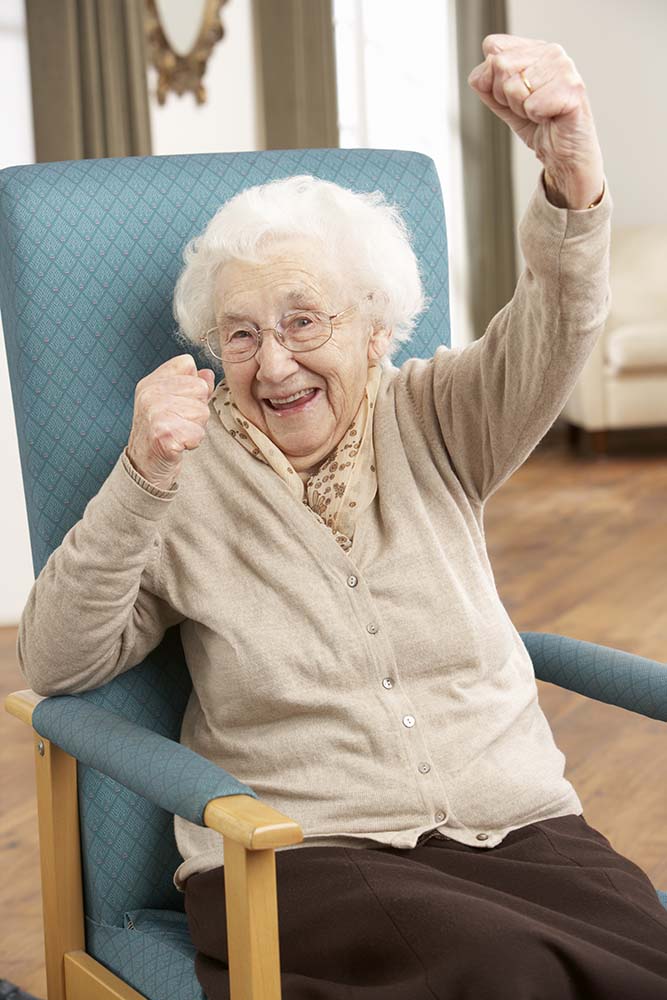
333, 0, 472, 347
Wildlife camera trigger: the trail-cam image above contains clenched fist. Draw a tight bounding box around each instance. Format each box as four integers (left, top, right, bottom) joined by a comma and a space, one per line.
468, 34, 605, 210
126, 354, 216, 490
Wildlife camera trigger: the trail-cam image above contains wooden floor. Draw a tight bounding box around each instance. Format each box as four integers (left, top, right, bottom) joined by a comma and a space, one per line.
2, 422, 667, 997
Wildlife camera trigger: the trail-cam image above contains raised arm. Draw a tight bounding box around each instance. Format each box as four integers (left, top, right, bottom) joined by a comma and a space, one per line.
16, 449, 184, 696
400, 169, 611, 503
400, 34, 611, 504
17, 354, 215, 696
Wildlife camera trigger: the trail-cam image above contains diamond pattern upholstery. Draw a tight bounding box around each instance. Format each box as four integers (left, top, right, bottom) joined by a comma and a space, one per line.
1, 149, 664, 1000
86, 912, 203, 1000
520, 632, 667, 722
0, 149, 450, 581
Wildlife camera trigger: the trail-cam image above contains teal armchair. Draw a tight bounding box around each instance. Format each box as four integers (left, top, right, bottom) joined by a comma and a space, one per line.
2, 148, 665, 1000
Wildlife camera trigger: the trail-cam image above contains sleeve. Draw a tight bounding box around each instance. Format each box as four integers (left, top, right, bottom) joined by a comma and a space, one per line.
16, 447, 187, 697
399, 169, 613, 504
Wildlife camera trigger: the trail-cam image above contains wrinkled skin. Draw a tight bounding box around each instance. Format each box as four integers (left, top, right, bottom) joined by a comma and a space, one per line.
468, 34, 605, 209
213, 236, 392, 477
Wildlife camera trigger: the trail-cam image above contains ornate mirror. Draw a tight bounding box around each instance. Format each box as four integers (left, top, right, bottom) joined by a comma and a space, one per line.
145, 0, 229, 104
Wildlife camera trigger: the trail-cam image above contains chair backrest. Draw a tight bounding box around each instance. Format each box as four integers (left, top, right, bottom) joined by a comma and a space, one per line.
0, 148, 451, 925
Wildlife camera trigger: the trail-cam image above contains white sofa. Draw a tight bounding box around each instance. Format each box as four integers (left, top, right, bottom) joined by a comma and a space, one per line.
561, 224, 667, 453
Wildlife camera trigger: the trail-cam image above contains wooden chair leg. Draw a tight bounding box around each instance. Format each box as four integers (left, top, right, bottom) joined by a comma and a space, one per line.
33, 734, 85, 1000
223, 837, 282, 1000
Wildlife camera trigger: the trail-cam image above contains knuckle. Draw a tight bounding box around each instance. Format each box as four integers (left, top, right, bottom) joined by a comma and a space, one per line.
153, 415, 172, 440
171, 353, 195, 372
162, 432, 181, 456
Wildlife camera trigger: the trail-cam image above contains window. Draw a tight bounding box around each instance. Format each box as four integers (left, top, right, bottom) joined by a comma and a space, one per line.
333, 0, 472, 347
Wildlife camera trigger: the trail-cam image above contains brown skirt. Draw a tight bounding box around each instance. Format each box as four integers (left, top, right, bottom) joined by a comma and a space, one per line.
184, 813, 667, 999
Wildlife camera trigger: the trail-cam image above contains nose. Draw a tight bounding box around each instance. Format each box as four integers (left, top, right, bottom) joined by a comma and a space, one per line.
254, 329, 300, 383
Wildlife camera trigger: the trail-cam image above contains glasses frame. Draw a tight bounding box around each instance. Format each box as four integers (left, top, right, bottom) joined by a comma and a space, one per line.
200, 303, 359, 363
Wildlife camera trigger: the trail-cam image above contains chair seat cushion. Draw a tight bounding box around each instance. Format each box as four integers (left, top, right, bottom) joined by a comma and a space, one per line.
606, 323, 667, 373
86, 910, 204, 1000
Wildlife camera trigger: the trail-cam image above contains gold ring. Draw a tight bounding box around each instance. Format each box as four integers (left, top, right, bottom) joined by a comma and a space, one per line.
520, 69, 533, 95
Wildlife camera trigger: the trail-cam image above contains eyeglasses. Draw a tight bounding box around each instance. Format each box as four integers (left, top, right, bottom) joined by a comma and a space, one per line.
200, 303, 358, 364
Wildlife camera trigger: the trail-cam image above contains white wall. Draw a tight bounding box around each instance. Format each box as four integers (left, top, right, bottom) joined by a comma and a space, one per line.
508, 0, 667, 272
148, 0, 265, 155
0, 0, 37, 625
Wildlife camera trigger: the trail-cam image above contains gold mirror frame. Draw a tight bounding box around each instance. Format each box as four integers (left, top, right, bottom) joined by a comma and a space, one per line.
145, 0, 229, 105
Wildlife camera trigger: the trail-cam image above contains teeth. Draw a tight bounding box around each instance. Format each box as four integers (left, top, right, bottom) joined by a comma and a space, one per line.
268, 388, 315, 405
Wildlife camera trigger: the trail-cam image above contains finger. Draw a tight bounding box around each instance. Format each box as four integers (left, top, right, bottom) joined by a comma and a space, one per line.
523, 75, 587, 124
156, 415, 206, 457
150, 374, 212, 400
482, 33, 547, 57
469, 44, 547, 104
159, 353, 198, 375
503, 63, 559, 121
493, 43, 576, 110
473, 86, 536, 148
163, 397, 211, 424
197, 368, 216, 397
472, 42, 572, 113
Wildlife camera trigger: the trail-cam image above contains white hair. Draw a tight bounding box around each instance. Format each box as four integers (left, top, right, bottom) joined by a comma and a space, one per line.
172, 174, 429, 371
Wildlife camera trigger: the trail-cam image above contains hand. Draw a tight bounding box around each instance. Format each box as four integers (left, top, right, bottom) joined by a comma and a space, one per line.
468, 34, 604, 210
126, 354, 216, 490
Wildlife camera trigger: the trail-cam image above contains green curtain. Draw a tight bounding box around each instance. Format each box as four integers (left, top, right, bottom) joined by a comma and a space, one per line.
455, 0, 517, 340
253, 0, 339, 149
25, 0, 152, 162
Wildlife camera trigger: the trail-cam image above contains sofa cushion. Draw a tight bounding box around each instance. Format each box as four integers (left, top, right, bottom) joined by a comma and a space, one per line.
606, 323, 667, 373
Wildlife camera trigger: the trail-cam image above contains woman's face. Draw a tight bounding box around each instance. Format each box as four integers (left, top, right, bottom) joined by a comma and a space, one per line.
213, 237, 391, 474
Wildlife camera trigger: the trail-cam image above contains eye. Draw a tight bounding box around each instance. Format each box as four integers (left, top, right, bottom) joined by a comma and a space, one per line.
228, 328, 255, 342
285, 312, 315, 331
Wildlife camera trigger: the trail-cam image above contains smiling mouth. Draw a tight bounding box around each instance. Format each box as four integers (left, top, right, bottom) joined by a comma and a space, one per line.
263, 388, 321, 413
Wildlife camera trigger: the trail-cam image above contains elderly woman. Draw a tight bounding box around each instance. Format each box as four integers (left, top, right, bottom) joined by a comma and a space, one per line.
17, 34, 667, 1000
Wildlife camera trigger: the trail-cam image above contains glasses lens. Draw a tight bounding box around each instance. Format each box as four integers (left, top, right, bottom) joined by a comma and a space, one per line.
212, 311, 332, 363
217, 324, 259, 362
280, 311, 330, 352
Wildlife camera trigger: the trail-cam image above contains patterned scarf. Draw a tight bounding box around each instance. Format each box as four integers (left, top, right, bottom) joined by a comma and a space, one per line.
211, 363, 382, 552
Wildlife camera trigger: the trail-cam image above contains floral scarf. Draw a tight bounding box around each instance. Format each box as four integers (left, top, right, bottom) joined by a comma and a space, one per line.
211, 363, 382, 552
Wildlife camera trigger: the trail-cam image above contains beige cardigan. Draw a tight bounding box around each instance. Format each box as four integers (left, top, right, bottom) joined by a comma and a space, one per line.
17, 173, 613, 891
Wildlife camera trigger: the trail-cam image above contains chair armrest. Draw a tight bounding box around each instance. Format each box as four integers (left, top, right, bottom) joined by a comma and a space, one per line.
520, 632, 667, 722
4, 689, 303, 849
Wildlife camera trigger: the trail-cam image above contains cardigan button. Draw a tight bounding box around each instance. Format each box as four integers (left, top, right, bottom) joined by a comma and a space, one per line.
347, 575, 358, 587
402, 715, 415, 728
476, 833, 489, 841
418, 762, 431, 773
366, 623, 378, 634
382, 677, 393, 689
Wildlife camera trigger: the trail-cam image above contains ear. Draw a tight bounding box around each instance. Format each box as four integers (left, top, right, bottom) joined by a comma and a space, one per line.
367, 325, 393, 363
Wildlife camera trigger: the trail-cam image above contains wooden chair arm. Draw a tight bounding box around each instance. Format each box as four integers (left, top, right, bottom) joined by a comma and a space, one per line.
204, 795, 303, 850
5, 687, 46, 725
